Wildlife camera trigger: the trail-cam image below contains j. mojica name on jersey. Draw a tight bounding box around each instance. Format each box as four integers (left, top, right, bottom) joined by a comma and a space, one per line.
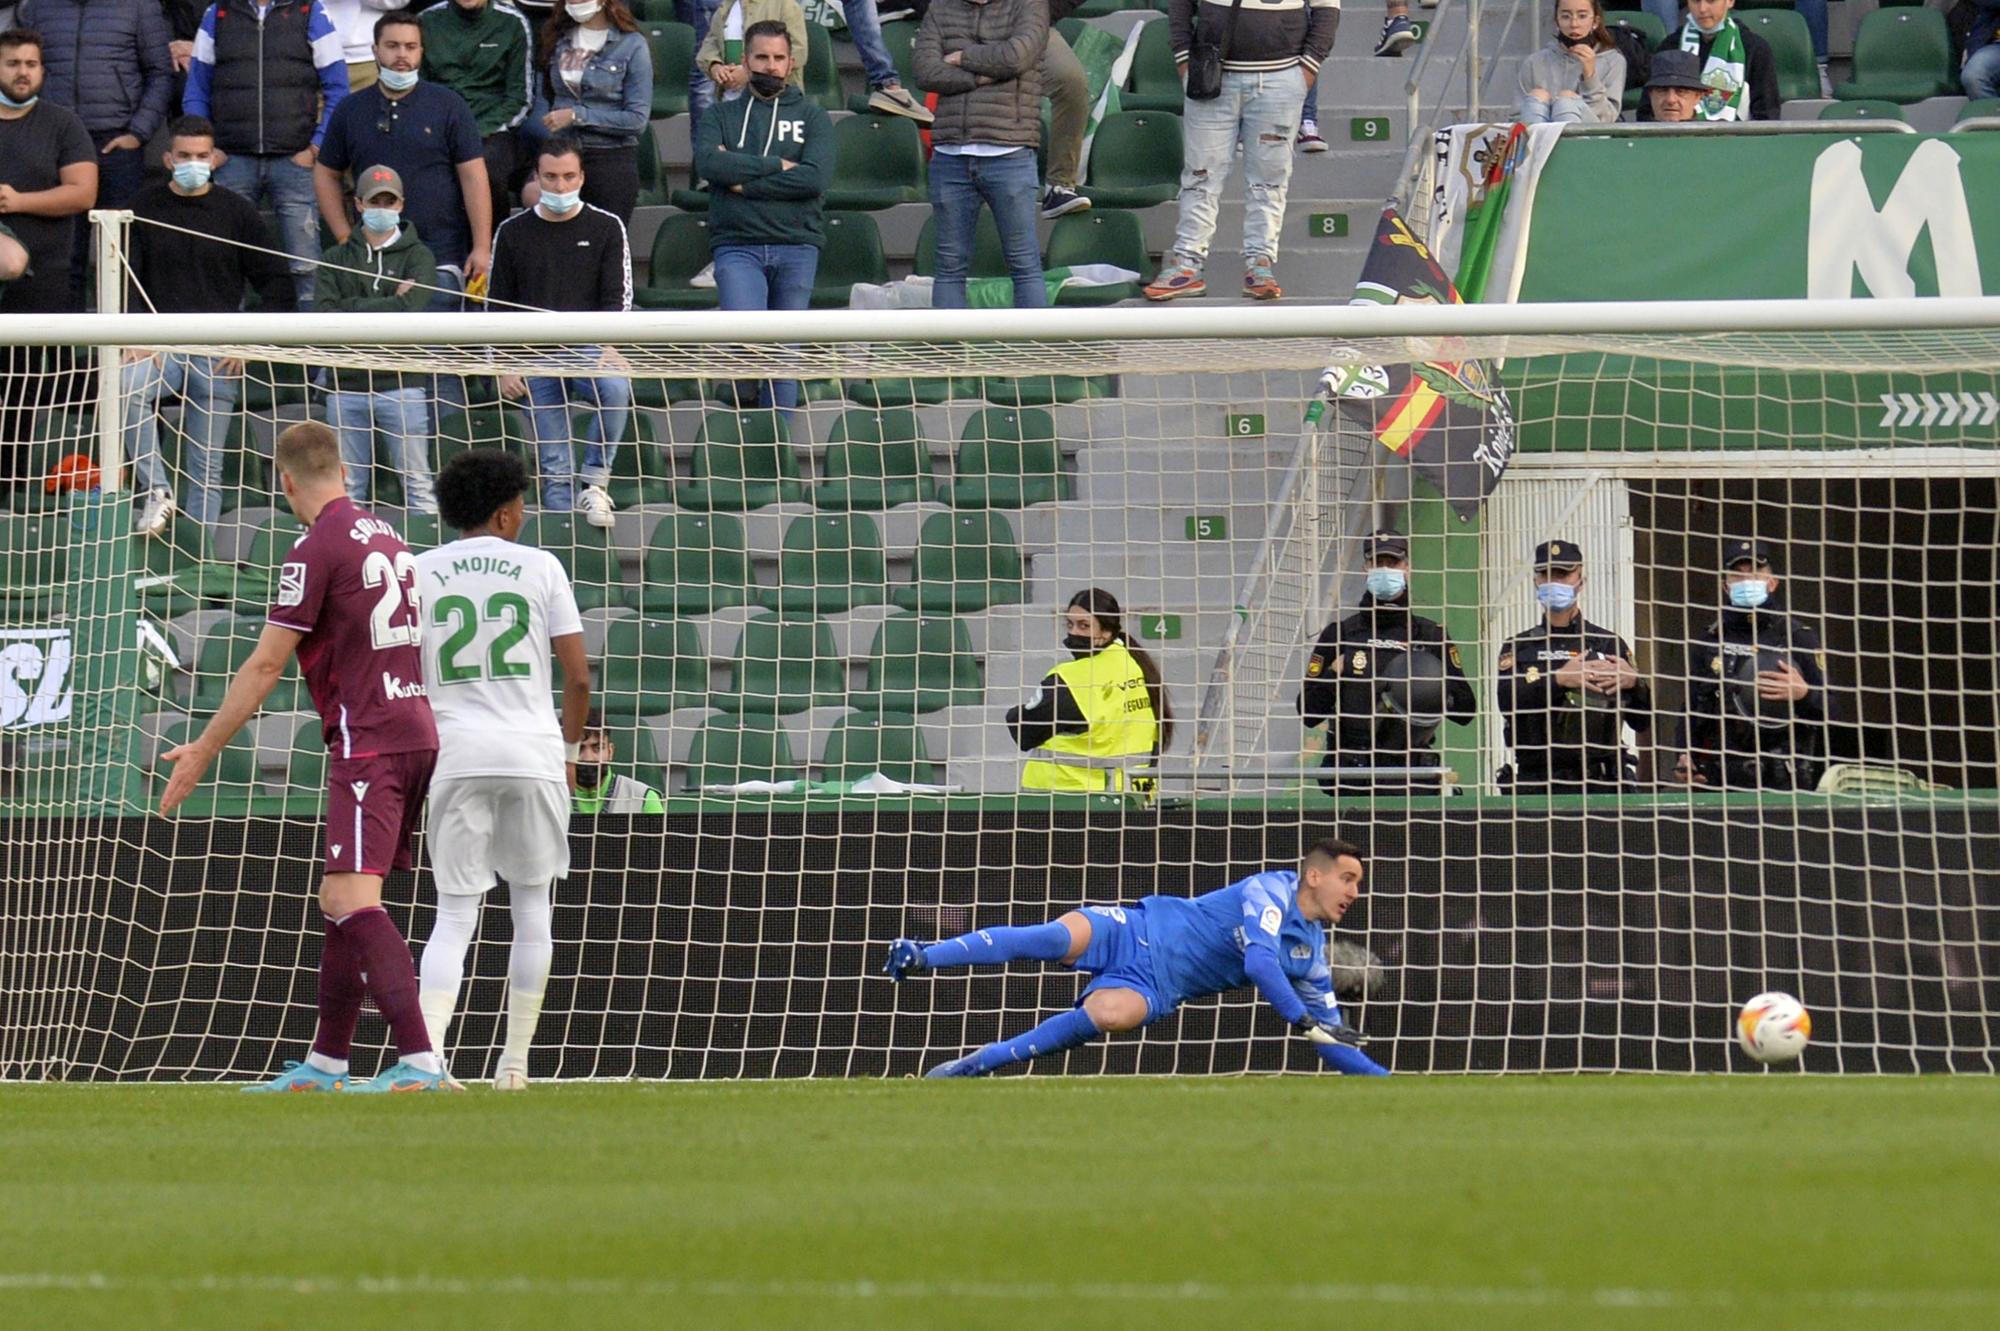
435, 555, 528, 583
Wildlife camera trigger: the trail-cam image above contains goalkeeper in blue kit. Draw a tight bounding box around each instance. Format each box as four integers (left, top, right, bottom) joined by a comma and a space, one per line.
884, 838, 1390, 1078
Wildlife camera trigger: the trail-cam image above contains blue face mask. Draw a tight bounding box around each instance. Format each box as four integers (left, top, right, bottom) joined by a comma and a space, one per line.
378, 66, 419, 92
1366, 568, 1407, 601
1729, 579, 1771, 610
361, 206, 400, 234
0, 88, 38, 110
1535, 581, 1578, 612
540, 187, 583, 216
171, 160, 212, 191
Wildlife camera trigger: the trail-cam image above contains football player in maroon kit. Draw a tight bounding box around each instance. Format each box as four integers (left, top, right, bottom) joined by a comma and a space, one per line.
160, 421, 454, 1092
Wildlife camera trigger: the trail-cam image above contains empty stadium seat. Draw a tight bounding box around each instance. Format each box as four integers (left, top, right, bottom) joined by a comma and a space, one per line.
1819, 99, 1906, 121
1835, 8, 1956, 104
152, 717, 262, 805
433, 405, 533, 475
631, 512, 754, 614
599, 616, 708, 717
136, 519, 234, 618
854, 615, 982, 715
1043, 209, 1150, 305
805, 22, 844, 111
764, 513, 890, 614
914, 209, 1008, 280
1081, 112, 1181, 208
815, 409, 938, 510
600, 417, 678, 508
819, 712, 941, 783
676, 409, 807, 511
686, 711, 801, 787
825, 114, 927, 209
891, 511, 1026, 612
719, 615, 844, 715
637, 212, 719, 310
399, 512, 444, 552
644, 23, 696, 119
634, 131, 671, 208
842, 374, 973, 409
942, 408, 1071, 508
1958, 98, 2000, 125
810, 212, 891, 307
278, 715, 327, 791
1123, 17, 1184, 114
518, 511, 626, 612
191, 616, 304, 713
1738, 9, 1821, 105
232, 512, 309, 604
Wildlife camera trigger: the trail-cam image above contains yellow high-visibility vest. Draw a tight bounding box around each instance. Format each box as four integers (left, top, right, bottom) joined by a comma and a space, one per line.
1021, 641, 1159, 792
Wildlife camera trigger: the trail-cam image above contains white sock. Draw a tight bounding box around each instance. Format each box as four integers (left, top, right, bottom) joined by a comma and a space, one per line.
501, 881, 554, 1073
403, 1050, 442, 1075
306, 1051, 348, 1076
418, 892, 482, 1056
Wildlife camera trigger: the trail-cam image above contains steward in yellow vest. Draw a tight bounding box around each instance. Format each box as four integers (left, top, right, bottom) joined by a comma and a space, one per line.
1008, 590, 1167, 793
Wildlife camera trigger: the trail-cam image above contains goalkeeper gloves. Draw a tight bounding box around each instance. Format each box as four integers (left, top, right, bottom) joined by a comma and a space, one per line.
1293, 1014, 1370, 1048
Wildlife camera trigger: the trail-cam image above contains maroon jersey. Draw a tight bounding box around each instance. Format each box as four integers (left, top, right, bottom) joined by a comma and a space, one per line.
268, 497, 438, 759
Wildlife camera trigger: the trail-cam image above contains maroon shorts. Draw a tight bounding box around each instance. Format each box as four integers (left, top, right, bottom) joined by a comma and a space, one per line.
324, 749, 436, 877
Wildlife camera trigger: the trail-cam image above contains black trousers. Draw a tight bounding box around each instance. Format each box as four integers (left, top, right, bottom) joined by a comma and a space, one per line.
0, 271, 84, 491
580, 144, 639, 228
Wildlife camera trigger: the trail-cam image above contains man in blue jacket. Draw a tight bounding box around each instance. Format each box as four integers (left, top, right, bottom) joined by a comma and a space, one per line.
1965, 0, 2000, 99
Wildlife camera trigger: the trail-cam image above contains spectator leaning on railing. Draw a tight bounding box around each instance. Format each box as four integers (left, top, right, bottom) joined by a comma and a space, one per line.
528, 0, 651, 225
420, 0, 536, 233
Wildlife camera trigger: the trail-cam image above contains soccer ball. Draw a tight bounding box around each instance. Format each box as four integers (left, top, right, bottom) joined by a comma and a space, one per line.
1736, 992, 1811, 1065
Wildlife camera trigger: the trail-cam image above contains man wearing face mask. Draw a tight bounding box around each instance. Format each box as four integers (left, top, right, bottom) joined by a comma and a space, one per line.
1495, 539, 1655, 795
1674, 539, 1828, 791
1298, 529, 1477, 795
1642, 0, 1778, 122
571, 713, 665, 813
317, 11, 493, 308
123, 114, 296, 536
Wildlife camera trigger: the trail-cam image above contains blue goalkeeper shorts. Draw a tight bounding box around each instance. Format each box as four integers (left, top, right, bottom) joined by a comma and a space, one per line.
1073, 904, 1173, 1021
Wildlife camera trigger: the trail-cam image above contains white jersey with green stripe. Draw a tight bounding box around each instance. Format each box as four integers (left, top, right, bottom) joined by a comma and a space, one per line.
415, 535, 583, 783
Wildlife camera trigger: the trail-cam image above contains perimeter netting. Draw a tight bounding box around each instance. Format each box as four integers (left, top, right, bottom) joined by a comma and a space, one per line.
2, 305, 1997, 1080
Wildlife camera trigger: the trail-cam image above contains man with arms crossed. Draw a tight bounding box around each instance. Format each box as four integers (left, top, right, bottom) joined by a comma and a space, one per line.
160, 422, 450, 1093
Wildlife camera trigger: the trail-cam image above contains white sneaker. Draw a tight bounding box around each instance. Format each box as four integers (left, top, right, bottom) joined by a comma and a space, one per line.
493, 1066, 528, 1092
691, 261, 716, 289
1298, 119, 1328, 153
134, 487, 174, 536
578, 483, 615, 529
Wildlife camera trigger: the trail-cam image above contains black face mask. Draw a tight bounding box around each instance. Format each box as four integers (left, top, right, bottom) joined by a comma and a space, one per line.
1558, 30, 1590, 46
1063, 634, 1098, 654
574, 762, 606, 791
748, 71, 787, 99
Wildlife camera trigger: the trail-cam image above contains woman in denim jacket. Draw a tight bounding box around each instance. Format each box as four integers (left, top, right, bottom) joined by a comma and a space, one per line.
530, 0, 654, 224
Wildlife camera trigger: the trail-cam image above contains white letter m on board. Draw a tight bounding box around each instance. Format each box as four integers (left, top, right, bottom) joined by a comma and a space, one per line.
1807, 140, 1982, 299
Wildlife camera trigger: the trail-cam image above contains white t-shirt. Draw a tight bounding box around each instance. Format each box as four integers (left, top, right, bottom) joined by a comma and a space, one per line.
415, 536, 584, 783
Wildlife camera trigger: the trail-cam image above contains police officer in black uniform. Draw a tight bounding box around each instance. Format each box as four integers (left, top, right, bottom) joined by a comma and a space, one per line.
1298, 529, 1477, 794
1673, 538, 1829, 791
1495, 538, 1656, 794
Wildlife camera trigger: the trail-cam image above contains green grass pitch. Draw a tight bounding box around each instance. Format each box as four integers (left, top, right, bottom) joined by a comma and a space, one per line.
2, 1078, 1996, 1331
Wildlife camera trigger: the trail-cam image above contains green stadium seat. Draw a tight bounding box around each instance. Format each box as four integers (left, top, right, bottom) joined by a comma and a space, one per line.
136, 518, 235, 618
978, 373, 1117, 407
819, 711, 941, 783
670, 167, 710, 211
890, 511, 1026, 612
914, 209, 1008, 280
1834, 8, 1955, 104
824, 114, 927, 210
152, 717, 263, 805
853, 615, 981, 715
842, 375, 971, 409
239, 360, 312, 415
645, 23, 696, 119
815, 409, 938, 510
1081, 111, 1181, 208
1818, 99, 1906, 121
600, 414, 677, 509
433, 405, 533, 474
630, 0, 678, 21
599, 616, 709, 717
1608, 14, 1668, 110
1737, 10, 1820, 106
1044, 209, 1150, 306
810, 212, 891, 308
1123, 15, 1185, 113
636, 212, 719, 311
232, 512, 309, 604
190, 616, 304, 713
805, 22, 844, 111
631, 512, 754, 614
0, 513, 64, 621
718, 615, 844, 715
942, 408, 1071, 509
1958, 98, 2000, 126
685, 711, 800, 787
277, 715, 327, 792
676, 409, 807, 511
635, 130, 671, 208
875, 19, 920, 89
762, 512, 890, 614
518, 511, 626, 612
399, 512, 444, 552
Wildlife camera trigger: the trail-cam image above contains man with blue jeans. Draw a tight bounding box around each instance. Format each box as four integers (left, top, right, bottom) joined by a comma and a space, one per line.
914, 0, 1048, 309
490, 134, 633, 526
698, 21, 832, 413
1149, 0, 1337, 302
184, 0, 350, 310
1965, 0, 2000, 100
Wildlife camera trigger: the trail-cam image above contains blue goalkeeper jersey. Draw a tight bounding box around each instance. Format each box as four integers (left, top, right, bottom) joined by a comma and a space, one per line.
1140, 870, 1339, 1020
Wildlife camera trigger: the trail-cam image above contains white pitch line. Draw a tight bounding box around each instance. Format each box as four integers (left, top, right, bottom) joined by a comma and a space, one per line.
1, 1272, 1995, 1313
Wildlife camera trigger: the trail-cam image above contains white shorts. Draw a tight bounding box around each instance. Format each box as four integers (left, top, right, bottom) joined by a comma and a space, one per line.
426, 775, 572, 896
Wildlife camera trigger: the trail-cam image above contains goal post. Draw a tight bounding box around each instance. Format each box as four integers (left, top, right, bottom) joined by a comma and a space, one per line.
2, 296, 1997, 1081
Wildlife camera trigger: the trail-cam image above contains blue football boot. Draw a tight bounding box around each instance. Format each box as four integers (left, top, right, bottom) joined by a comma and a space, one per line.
346, 1059, 461, 1093
923, 1054, 983, 1079
240, 1060, 347, 1093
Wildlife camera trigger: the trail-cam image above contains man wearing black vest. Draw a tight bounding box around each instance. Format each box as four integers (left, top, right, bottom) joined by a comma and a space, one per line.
184, 0, 350, 308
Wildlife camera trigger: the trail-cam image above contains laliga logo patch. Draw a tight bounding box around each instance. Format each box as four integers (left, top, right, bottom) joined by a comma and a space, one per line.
1259, 905, 1282, 937
277, 562, 307, 608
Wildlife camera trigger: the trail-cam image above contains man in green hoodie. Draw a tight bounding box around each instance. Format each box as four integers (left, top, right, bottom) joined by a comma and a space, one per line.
315, 164, 441, 514
420, 0, 534, 233
695, 19, 831, 416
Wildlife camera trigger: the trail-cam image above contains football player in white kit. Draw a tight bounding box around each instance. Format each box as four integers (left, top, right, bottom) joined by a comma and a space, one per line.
415, 448, 593, 1090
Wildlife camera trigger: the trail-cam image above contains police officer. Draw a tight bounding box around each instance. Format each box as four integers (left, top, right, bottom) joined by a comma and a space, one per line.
1496, 538, 1655, 794
1673, 539, 1829, 791
1008, 588, 1171, 793
1298, 529, 1476, 794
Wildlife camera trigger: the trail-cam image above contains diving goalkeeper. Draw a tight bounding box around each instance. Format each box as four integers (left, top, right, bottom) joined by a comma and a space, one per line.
884, 838, 1389, 1078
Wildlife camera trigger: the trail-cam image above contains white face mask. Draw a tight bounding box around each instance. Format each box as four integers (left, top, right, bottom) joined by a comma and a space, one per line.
565, 1, 602, 20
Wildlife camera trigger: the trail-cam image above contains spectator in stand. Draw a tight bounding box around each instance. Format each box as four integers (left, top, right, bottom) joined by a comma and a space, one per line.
1299, 0, 1417, 152
123, 114, 295, 536
528, 0, 649, 226
1638, 47, 1709, 123
421, 0, 535, 232
183, 0, 350, 309
489, 133, 632, 527
1148, 0, 1337, 302
696, 20, 829, 415
1965, 0, 2000, 100
316, 10, 491, 307
913, 0, 1048, 309
1646, 0, 1776, 122
316, 164, 438, 515
322, 0, 397, 91
1640, 0, 1824, 87
698, 0, 805, 108
572, 711, 664, 813
1518, 0, 1625, 125
16, 0, 174, 306
1038, 4, 1091, 218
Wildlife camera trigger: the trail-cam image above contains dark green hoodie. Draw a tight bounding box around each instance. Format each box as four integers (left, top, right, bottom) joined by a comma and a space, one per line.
696, 84, 835, 250
315, 224, 439, 393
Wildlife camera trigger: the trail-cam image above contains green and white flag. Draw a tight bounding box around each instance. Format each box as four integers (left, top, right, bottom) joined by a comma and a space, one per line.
801, 0, 846, 33
1070, 21, 1144, 186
